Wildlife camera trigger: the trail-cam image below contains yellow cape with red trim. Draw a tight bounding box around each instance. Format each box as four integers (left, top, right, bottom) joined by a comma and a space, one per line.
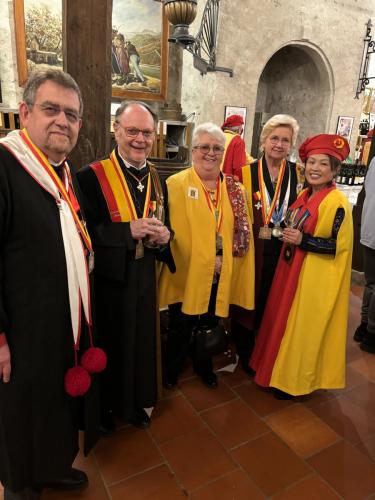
158, 167, 255, 317
270, 189, 353, 395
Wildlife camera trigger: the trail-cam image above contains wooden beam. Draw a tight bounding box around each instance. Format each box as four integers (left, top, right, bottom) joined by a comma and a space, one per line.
63, 0, 112, 169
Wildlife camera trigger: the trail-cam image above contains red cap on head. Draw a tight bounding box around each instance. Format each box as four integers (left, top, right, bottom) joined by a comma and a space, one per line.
299, 134, 350, 163
221, 114, 244, 130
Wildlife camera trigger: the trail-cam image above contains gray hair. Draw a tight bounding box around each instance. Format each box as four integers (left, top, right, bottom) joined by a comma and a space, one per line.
115, 100, 158, 126
259, 114, 299, 152
192, 122, 225, 147
23, 68, 83, 116
225, 125, 242, 134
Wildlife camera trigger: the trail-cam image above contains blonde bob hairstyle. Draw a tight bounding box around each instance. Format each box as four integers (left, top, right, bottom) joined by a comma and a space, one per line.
259, 114, 299, 152
192, 122, 226, 147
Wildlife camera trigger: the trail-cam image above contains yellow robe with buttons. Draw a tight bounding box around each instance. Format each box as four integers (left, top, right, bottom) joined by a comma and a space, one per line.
159, 167, 255, 317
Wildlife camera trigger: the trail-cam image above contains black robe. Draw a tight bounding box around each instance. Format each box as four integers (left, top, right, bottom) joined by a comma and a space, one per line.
77, 152, 174, 420
0, 146, 99, 491
232, 158, 302, 329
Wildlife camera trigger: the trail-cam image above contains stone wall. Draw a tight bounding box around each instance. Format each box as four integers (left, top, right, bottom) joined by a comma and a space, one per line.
180, 0, 375, 156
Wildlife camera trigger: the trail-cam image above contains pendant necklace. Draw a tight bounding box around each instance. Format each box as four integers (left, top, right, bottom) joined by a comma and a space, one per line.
126, 169, 149, 192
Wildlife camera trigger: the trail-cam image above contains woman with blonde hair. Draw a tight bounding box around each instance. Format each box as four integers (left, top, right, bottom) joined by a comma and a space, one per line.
231, 114, 304, 375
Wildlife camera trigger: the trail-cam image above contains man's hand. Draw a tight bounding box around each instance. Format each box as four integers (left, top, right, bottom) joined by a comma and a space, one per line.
282, 227, 303, 246
0, 343, 11, 383
147, 225, 171, 246
130, 218, 163, 240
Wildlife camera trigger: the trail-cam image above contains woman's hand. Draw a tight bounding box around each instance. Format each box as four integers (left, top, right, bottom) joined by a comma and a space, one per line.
282, 227, 303, 246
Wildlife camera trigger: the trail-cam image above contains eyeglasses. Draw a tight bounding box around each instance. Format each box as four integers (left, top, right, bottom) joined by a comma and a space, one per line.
115, 125, 155, 139
268, 136, 291, 146
33, 103, 81, 123
193, 144, 225, 155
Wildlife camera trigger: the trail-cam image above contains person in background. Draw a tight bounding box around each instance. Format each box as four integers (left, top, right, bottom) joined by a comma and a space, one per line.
220, 114, 252, 178
77, 101, 173, 433
0, 69, 100, 500
250, 134, 353, 399
353, 156, 375, 353
231, 114, 303, 376
159, 122, 254, 389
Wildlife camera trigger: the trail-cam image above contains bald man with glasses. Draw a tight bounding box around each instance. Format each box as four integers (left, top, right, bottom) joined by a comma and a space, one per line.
77, 101, 174, 432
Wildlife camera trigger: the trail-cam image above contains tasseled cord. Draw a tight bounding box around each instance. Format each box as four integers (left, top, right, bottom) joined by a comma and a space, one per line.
65, 325, 107, 397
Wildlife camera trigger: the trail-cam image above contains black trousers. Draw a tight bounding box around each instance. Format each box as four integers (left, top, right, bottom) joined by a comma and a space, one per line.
166, 286, 219, 380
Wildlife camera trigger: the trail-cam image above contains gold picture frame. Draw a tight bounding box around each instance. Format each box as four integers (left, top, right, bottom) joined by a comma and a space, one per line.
111, 0, 169, 102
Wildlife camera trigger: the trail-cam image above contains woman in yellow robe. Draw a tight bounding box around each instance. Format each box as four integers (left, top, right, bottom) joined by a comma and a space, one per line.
159, 122, 255, 389
250, 134, 353, 398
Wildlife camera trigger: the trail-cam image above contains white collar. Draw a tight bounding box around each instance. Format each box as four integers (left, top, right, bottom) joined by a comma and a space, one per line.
117, 150, 146, 170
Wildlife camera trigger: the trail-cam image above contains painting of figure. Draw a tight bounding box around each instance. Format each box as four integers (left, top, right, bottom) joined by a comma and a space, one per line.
112, 0, 168, 101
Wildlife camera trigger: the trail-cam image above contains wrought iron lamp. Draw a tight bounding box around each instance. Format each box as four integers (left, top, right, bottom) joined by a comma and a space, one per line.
356, 19, 375, 98
163, 0, 233, 76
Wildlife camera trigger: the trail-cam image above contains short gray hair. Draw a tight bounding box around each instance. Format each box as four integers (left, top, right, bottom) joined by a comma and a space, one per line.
23, 68, 83, 116
260, 114, 299, 152
115, 100, 158, 127
192, 122, 225, 147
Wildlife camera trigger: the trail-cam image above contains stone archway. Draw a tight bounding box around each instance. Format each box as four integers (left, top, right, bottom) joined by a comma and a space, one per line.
251, 42, 334, 160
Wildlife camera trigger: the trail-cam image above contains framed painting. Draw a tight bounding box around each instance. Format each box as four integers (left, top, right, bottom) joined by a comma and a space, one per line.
111, 0, 169, 101
224, 105, 247, 138
13, 0, 63, 87
336, 115, 354, 142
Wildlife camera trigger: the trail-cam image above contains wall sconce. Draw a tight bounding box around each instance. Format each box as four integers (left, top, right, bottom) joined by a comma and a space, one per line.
356, 19, 375, 99
163, 0, 233, 77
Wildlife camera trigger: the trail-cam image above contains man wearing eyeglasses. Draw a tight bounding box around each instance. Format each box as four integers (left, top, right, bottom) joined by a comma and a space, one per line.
0, 69, 100, 499
77, 101, 173, 433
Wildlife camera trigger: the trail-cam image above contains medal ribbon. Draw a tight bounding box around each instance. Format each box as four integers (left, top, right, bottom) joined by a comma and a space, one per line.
194, 170, 223, 232
20, 130, 92, 253
110, 150, 151, 219
258, 158, 286, 226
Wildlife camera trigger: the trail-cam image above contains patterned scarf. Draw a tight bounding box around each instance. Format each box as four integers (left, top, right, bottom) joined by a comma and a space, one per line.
225, 175, 250, 257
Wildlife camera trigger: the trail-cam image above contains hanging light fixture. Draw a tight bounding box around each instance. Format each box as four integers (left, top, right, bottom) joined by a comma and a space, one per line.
164, 0, 198, 46
356, 19, 375, 98
163, 0, 233, 76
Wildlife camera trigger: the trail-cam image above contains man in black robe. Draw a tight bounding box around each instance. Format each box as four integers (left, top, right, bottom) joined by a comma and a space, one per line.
0, 69, 99, 500
77, 101, 173, 431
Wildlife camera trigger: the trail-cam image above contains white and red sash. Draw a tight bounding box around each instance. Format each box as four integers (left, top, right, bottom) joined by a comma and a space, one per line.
0, 129, 92, 349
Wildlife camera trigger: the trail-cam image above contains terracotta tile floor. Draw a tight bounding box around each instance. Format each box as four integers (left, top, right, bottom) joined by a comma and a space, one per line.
2, 283, 375, 499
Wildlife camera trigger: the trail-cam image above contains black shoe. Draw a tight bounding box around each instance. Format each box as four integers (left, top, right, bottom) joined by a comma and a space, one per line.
273, 388, 294, 400
240, 359, 256, 377
353, 322, 368, 342
201, 372, 218, 389
360, 330, 375, 353
129, 408, 151, 429
100, 409, 116, 437
37, 468, 88, 491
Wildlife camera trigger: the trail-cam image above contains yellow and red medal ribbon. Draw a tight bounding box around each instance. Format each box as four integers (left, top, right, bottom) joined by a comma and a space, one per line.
194, 171, 223, 233
258, 158, 286, 226
110, 150, 151, 220
20, 129, 92, 253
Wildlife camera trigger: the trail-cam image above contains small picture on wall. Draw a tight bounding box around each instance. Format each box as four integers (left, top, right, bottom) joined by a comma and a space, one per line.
224, 106, 247, 138
336, 116, 354, 142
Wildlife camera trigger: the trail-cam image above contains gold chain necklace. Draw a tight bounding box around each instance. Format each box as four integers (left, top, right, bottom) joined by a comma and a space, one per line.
126, 169, 149, 192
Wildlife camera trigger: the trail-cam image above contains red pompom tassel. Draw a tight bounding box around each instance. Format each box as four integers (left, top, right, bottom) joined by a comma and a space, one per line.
65, 366, 91, 397
81, 347, 107, 373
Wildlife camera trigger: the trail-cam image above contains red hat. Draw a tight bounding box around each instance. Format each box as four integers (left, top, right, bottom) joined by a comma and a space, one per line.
299, 134, 350, 163
221, 114, 244, 130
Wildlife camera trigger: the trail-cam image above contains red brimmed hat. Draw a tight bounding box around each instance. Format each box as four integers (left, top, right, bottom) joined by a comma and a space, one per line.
221, 114, 244, 130
299, 134, 350, 162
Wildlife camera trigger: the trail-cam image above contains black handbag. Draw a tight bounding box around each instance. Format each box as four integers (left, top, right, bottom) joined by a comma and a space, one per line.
194, 323, 229, 359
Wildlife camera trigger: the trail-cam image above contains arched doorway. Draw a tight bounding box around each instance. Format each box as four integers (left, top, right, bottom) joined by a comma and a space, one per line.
251, 43, 333, 160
